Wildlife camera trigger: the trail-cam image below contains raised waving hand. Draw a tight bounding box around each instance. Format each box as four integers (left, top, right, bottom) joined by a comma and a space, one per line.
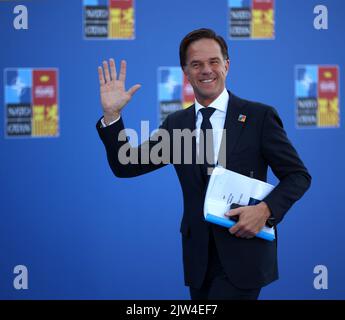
98, 59, 141, 124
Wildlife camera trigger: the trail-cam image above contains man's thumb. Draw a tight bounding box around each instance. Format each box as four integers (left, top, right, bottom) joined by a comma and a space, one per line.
128, 84, 141, 96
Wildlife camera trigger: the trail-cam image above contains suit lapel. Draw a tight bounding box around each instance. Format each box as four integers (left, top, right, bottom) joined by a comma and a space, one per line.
218, 91, 247, 167
181, 103, 196, 161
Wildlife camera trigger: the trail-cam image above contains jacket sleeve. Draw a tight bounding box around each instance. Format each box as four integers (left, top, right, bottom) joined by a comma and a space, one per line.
96, 115, 171, 178
261, 107, 312, 224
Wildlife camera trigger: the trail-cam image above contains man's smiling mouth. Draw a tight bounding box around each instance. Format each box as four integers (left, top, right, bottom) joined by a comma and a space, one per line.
200, 78, 216, 83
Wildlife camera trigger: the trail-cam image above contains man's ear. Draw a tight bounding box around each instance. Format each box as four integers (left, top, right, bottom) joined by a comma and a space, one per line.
225, 59, 230, 73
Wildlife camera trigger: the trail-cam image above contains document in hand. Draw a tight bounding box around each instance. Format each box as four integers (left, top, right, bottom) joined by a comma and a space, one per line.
204, 166, 276, 241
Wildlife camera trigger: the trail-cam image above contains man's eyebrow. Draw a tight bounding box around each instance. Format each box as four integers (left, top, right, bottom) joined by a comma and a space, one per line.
189, 57, 221, 64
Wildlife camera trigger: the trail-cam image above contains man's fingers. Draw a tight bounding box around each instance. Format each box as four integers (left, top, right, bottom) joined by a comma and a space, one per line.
243, 231, 255, 239
103, 60, 111, 83
225, 208, 241, 217
235, 230, 247, 238
98, 66, 105, 85
230, 227, 249, 238
119, 60, 127, 82
230, 224, 256, 238
229, 223, 240, 234
109, 58, 117, 80
127, 84, 141, 97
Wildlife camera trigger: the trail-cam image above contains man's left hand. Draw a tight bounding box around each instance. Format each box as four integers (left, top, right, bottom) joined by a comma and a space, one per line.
224, 202, 271, 239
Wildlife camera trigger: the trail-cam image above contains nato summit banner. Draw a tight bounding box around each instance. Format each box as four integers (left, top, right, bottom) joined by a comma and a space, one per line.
295, 65, 339, 128
83, 0, 135, 39
4, 68, 59, 138
228, 0, 275, 39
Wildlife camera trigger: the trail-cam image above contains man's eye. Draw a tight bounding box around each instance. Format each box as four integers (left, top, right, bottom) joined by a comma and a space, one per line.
192, 64, 199, 68
211, 60, 219, 64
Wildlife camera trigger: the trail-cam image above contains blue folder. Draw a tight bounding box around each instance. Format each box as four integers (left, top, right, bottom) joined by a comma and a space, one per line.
205, 213, 276, 241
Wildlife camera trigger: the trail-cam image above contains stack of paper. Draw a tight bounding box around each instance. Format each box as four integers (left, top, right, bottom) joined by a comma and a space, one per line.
204, 166, 276, 241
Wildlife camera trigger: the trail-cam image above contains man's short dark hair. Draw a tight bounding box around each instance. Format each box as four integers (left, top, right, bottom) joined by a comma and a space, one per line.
179, 28, 229, 68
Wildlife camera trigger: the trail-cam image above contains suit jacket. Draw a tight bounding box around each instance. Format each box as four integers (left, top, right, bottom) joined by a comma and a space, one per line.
96, 91, 311, 289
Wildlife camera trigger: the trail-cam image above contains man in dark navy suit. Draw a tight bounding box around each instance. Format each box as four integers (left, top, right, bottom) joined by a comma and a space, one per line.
96, 28, 311, 300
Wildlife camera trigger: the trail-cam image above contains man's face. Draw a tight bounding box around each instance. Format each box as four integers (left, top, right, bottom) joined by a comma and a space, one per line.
183, 38, 229, 106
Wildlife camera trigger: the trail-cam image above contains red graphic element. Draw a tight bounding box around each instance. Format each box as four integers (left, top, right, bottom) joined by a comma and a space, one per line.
253, 0, 274, 10
318, 66, 338, 100
110, 0, 133, 10
32, 70, 57, 106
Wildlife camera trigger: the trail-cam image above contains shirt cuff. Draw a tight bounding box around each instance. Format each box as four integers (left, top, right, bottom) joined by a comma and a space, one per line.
101, 115, 121, 127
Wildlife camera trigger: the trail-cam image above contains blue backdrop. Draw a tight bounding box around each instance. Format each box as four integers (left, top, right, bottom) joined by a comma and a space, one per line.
0, 0, 344, 299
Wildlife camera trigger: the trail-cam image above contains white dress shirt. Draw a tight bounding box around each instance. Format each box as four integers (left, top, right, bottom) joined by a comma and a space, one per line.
195, 88, 229, 164
101, 116, 120, 127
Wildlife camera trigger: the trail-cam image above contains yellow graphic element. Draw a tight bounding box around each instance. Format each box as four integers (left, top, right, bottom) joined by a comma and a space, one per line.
40, 75, 50, 82
183, 102, 192, 109
317, 98, 339, 127
251, 9, 274, 38
33, 105, 45, 121
109, 8, 134, 39
32, 104, 59, 136
323, 71, 333, 79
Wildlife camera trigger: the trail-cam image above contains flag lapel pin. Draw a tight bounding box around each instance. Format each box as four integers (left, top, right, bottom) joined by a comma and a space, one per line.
238, 114, 247, 123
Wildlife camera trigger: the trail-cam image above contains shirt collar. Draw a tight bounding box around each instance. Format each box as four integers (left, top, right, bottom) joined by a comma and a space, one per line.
195, 88, 229, 116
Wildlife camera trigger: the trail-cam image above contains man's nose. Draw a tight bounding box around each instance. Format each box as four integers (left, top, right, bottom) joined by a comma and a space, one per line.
201, 63, 212, 74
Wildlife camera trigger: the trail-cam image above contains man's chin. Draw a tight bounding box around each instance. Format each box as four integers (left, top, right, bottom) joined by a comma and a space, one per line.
197, 89, 221, 101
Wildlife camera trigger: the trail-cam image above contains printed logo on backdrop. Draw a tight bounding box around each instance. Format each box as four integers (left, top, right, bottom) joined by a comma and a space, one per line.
295, 65, 339, 128
83, 0, 135, 39
4, 68, 59, 138
158, 67, 194, 125
228, 0, 275, 39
